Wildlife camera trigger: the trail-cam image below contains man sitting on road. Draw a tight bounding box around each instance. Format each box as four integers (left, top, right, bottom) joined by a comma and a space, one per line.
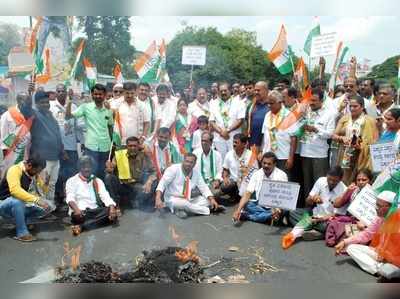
0, 156, 51, 242
282, 166, 347, 249
232, 152, 288, 224
105, 136, 158, 211
66, 156, 118, 235
155, 153, 221, 219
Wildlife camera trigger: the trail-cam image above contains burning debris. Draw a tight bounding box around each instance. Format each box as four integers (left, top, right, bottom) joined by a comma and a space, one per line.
55, 247, 204, 283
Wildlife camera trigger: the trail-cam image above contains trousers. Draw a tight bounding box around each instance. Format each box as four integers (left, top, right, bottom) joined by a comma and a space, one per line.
166, 195, 210, 215
43, 160, 60, 204
0, 197, 47, 237
71, 207, 114, 231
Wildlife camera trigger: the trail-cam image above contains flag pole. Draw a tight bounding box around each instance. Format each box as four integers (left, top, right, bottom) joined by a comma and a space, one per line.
189, 64, 194, 89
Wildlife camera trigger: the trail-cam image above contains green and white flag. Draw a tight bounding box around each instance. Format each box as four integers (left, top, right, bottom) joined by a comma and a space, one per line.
268, 25, 293, 75
83, 57, 97, 90
134, 40, 161, 83
303, 22, 320, 56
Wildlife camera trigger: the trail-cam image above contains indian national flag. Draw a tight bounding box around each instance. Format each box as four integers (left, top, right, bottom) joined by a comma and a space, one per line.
295, 57, 309, 94
303, 20, 320, 56
83, 57, 97, 90
328, 42, 349, 92
268, 25, 293, 75
68, 39, 86, 85
156, 39, 170, 83
113, 62, 124, 84
35, 48, 51, 84
29, 17, 44, 78
112, 111, 123, 148
134, 40, 161, 83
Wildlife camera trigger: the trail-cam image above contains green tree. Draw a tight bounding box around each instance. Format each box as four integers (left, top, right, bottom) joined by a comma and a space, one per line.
0, 23, 23, 65
72, 17, 137, 79
368, 55, 400, 86
166, 26, 290, 92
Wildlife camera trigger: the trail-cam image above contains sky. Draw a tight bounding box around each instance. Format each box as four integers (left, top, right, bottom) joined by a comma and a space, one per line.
0, 15, 399, 69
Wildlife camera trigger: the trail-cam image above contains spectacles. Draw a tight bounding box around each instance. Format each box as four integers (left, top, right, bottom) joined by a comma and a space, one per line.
114, 90, 123, 94
343, 85, 355, 88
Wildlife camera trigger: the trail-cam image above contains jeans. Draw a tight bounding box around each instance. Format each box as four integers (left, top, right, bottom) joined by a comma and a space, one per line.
0, 197, 47, 237
84, 149, 109, 180
243, 201, 273, 223
71, 207, 114, 231
55, 151, 79, 203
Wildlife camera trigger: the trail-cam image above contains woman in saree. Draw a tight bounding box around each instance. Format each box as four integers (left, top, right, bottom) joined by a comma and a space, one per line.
175, 99, 198, 154
331, 95, 378, 185
325, 168, 373, 247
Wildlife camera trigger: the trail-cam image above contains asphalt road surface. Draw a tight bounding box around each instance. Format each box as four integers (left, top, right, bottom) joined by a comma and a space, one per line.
0, 206, 375, 284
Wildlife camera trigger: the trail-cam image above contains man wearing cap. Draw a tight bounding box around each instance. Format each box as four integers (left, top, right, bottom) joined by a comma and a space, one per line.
334, 191, 399, 277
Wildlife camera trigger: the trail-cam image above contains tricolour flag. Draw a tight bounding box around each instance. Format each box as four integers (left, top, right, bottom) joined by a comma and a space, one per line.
328, 42, 349, 92
113, 62, 124, 84
295, 57, 309, 94
134, 40, 161, 83
303, 22, 320, 56
35, 48, 51, 84
112, 111, 122, 148
29, 17, 44, 78
268, 25, 293, 75
156, 39, 170, 83
68, 39, 86, 84
83, 57, 97, 90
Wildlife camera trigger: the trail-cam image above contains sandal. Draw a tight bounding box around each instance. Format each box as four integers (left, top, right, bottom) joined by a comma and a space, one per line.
13, 234, 36, 242
71, 225, 82, 236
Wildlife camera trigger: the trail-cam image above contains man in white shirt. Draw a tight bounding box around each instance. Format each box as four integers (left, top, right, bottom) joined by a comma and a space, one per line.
216, 133, 258, 205
50, 84, 80, 203
137, 82, 159, 136
298, 88, 336, 198
188, 88, 210, 118
154, 84, 177, 131
210, 82, 245, 159
232, 151, 288, 224
328, 77, 377, 119
112, 82, 149, 145
262, 90, 295, 176
155, 153, 220, 219
282, 166, 347, 249
66, 156, 118, 235
193, 131, 222, 188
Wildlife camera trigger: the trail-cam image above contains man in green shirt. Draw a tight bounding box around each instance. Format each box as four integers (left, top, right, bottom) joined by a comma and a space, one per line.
66, 83, 113, 179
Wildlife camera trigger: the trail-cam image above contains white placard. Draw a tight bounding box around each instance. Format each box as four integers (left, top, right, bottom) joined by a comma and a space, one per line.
310, 32, 338, 58
370, 143, 396, 172
182, 46, 207, 66
348, 185, 378, 226
258, 180, 300, 211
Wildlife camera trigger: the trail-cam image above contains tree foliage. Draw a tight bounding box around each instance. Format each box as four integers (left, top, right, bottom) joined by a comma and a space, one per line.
368, 55, 400, 87
70, 17, 136, 79
166, 26, 290, 92
0, 23, 23, 65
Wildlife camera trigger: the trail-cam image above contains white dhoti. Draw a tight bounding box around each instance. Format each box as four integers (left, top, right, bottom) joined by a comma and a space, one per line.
166, 195, 210, 215
347, 244, 381, 275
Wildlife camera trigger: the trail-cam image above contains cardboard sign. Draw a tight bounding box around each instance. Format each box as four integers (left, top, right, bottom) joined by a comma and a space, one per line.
182, 46, 207, 66
370, 143, 396, 172
310, 32, 338, 58
348, 185, 377, 226
258, 180, 300, 211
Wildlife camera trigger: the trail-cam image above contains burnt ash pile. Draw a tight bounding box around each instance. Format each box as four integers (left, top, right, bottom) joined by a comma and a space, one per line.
55, 247, 204, 283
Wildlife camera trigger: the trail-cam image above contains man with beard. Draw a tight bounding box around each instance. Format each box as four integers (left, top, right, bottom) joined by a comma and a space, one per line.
210, 82, 219, 101
66, 83, 113, 179
188, 87, 210, 118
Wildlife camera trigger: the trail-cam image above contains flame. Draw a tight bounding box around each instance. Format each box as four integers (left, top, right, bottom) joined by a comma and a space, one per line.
169, 225, 183, 245
175, 240, 199, 263
61, 242, 81, 271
